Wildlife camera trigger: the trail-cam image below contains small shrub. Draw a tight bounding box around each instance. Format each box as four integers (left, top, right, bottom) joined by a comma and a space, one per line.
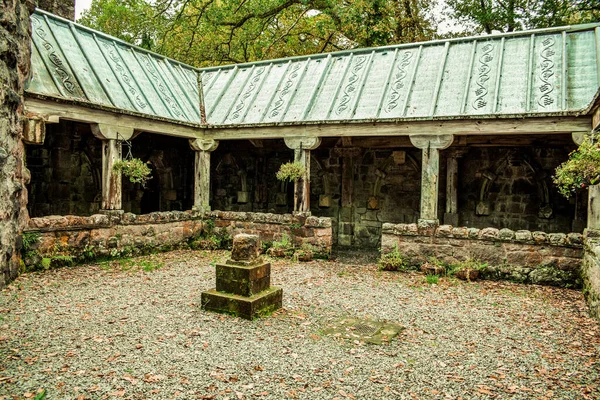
449, 258, 488, 281
425, 274, 439, 284
113, 158, 152, 186
378, 246, 406, 271
276, 162, 305, 182
22, 232, 40, 251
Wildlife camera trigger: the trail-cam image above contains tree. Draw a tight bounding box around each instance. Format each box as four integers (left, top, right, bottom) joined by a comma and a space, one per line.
79, 0, 436, 67
444, 0, 600, 34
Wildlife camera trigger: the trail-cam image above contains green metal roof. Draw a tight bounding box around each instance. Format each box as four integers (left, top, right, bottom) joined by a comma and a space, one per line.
201, 24, 600, 126
26, 10, 600, 129
26, 9, 202, 124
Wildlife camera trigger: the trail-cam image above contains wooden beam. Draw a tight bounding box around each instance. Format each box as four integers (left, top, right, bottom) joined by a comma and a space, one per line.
205, 117, 592, 140
25, 97, 203, 139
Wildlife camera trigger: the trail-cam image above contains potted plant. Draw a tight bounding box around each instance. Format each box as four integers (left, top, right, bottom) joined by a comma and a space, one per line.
113, 158, 152, 187
276, 161, 305, 212
554, 132, 600, 198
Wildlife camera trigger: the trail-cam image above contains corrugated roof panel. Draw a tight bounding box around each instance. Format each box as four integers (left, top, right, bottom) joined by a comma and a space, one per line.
496, 36, 530, 114
272, 59, 315, 122
28, 43, 61, 97
529, 34, 563, 113
380, 48, 421, 119
26, 9, 201, 124
353, 50, 397, 120
435, 42, 473, 116
567, 30, 599, 110
30, 13, 87, 101
306, 56, 352, 121
71, 29, 135, 111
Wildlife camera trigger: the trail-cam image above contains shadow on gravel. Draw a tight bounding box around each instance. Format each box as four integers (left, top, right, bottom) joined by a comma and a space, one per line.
331, 247, 380, 265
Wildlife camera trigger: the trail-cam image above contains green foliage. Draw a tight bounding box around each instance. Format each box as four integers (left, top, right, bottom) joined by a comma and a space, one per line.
378, 246, 406, 271
22, 232, 40, 252
272, 232, 293, 250
448, 258, 488, 274
554, 133, 600, 198
140, 260, 164, 272
425, 274, 439, 284
34, 390, 47, 400
113, 158, 152, 186
276, 162, 305, 183
80, 0, 436, 67
444, 0, 599, 34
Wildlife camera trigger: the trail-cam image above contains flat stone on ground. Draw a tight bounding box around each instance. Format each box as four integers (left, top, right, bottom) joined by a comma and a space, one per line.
322, 317, 404, 345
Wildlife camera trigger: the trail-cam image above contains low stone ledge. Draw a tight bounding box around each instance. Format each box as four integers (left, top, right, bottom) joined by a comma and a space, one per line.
583, 236, 600, 321
382, 223, 583, 248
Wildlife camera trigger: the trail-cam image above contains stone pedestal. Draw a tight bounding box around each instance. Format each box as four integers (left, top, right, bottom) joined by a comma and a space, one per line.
201, 234, 282, 319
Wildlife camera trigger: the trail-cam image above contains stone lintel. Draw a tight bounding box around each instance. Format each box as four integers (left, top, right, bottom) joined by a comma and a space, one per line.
201, 287, 283, 320
284, 136, 321, 150
91, 123, 135, 141
409, 134, 453, 150
190, 138, 219, 152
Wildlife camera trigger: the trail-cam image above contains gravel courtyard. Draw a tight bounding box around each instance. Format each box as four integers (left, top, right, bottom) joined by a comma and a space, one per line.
1, 250, 599, 399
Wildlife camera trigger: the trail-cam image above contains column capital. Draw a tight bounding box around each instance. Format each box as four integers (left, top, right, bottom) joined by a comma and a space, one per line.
572, 131, 589, 146
409, 134, 453, 150
91, 123, 135, 140
284, 136, 321, 150
190, 138, 219, 152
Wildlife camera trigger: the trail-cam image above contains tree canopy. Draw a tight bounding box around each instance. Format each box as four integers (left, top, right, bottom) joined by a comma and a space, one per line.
79, 0, 600, 68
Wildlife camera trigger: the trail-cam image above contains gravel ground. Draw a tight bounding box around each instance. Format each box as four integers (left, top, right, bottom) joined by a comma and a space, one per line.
1, 249, 599, 399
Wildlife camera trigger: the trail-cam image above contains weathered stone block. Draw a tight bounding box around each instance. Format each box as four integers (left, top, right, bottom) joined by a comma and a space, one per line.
201, 287, 283, 320
515, 230, 532, 242
499, 228, 515, 241
479, 227, 500, 240
216, 262, 271, 296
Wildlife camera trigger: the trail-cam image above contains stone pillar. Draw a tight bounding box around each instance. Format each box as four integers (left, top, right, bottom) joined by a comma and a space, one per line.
0, 0, 35, 288
410, 134, 454, 225
284, 137, 321, 214
190, 138, 219, 212
444, 149, 467, 226
91, 123, 134, 211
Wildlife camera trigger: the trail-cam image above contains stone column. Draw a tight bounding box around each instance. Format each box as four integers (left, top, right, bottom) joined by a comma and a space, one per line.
91, 123, 134, 211
444, 149, 467, 226
284, 137, 321, 214
588, 185, 600, 232
190, 138, 219, 212
410, 134, 454, 225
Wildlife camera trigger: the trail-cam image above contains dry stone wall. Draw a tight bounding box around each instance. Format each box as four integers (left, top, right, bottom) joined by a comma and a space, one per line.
0, 0, 34, 288
382, 223, 583, 287
22, 211, 332, 269
583, 234, 600, 320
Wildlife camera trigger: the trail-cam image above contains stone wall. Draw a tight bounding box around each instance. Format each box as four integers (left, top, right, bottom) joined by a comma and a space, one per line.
37, 0, 74, 20
458, 147, 581, 233
583, 234, 600, 320
27, 121, 103, 217
0, 0, 34, 288
22, 211, 332, 268
382, 223, 583, 287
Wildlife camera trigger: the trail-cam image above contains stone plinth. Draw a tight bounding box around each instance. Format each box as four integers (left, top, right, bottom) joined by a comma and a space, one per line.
202, 234, 282, 319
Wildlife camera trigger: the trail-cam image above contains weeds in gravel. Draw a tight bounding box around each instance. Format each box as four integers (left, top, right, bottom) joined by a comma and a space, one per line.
425, 275, 440, 284
140, 260, 163, 272
378, 246, 406, 271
